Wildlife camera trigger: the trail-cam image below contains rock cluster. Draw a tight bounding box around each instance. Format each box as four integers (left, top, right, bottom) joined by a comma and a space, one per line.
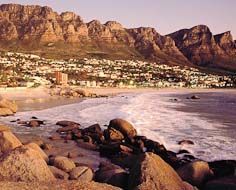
49, 87, 106, 98
0, 125, 121, 189
50, 118, 236, 189
11, 118, 45, 128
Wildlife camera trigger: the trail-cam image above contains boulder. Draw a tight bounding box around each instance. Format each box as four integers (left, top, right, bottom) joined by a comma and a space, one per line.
17, 121, 28, 125
178, 140, 194, 145
128, 152, 187, 190
69, 166, 93, 181
108, 118, 137, 138
177, 161, 213, 187
52, 156, 76, 172
95, 162, 128, 188
0, 146, 55, 182
143, 139, 175, 165
208, 160, 236, 178
0, 108, 14, 116
56, 120, 80, 127
41, 143, 53, 150
83, 135, 93, 144
0, 125, 11, 132
24, 143, 49, 163
28, 120, 42, 128
87, 133, 104, 144
0, 180, 122, 190
72, 130, 83, 139
75, 89, 91, 97
104, 128, 124, 141
56, 124, 79, 133
49, 166, 69, 180
83, 124, 103, 135
0, 130, 22, 153
190, 95, 200, 100
111, 153, 140, 169
29, 139, 44, 147
203, 176, 236, 190
99, 143, 121, 157
0, 98, 18, 113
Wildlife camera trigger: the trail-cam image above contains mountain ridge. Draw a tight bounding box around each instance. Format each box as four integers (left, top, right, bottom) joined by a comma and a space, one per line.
0, 3, 236, 72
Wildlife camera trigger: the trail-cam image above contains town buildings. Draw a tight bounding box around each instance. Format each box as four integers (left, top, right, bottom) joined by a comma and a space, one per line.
0, 51, 235, 88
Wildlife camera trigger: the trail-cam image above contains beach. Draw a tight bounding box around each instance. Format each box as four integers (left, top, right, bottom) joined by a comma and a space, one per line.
0, 87, 236, 161
0, 87, 236, 189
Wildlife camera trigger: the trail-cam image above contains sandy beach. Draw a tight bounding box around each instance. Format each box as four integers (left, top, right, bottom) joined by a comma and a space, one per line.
0, 86, 236, 189
1, 86, 236, 113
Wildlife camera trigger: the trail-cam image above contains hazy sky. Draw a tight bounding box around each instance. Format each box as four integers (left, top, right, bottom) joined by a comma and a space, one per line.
1, 0, 236, 38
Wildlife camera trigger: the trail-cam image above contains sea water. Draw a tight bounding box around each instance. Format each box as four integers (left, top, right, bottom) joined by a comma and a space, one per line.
1, 92, 236, 161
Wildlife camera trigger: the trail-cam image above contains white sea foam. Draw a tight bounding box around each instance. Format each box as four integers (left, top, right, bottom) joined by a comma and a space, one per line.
1, 92, 235, 161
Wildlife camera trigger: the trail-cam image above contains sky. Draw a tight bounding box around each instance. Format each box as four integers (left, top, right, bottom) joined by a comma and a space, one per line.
1, 0, 236, 38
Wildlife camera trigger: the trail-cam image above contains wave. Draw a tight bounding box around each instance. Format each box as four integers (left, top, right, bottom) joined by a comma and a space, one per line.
1, 92, 235, 161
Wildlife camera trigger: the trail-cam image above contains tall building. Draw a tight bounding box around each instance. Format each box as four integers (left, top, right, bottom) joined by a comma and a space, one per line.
55, 71, 68, 85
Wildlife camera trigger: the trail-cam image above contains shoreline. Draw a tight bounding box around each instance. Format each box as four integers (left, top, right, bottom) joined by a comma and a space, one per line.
0, 87, 235, 189
1, 86, 236, 112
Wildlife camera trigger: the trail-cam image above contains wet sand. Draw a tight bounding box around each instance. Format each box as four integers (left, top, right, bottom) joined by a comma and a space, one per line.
16, 97, 83, 112
167, 90, 236, 139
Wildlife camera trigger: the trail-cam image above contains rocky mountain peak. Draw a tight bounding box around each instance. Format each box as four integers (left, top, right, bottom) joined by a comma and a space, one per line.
169, 25, 236, 68
214, 31, 236, 53
105, 21, 124, 31
60, 12, 78, 22
0, 3, 235, 71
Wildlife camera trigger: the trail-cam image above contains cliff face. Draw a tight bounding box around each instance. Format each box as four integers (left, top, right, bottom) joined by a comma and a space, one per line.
168, 25, 236, 69
127, 27, 189, 63
0, 4, 236, 71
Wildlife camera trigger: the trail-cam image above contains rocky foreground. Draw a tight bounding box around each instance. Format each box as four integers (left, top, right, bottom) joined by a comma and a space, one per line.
0, 117, 235, 189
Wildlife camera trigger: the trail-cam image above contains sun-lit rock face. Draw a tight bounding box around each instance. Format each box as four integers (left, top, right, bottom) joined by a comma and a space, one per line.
127, 27, 189, 62
214, 31, 236, 54
169, 25, 236, 66
0, 4, 235, 70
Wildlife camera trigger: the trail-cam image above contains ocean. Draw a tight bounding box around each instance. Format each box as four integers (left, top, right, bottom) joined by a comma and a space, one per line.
1, 90, 236, 161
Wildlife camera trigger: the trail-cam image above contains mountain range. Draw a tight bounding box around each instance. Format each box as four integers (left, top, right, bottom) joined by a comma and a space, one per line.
0, 4, 236, 72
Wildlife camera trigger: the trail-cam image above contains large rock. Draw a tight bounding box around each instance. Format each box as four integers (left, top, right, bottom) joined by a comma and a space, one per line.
104, 128, 124, 141
69, 166, 93, 181
28, 120, 42, 128
75, 89, 91, 97
95, 162, 128, 188
0, 180, 122, 190
49, 166, 69, 180
83, 124, 103, 135
0, 108, 14, 116
208, 160, 236, 178
0, 146, 55, 182
56, 120, 80, 127
128, 152, 188, 190
52, 156, 76, 172
56, 124, 80, 133
203, 176, 236, 190
108, 118, 137, 138
24, 143, 48, 163
0, 125, 11, 131
177, 161, 213, 187
0, 98, 18, 113
0, 130, 22, 153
